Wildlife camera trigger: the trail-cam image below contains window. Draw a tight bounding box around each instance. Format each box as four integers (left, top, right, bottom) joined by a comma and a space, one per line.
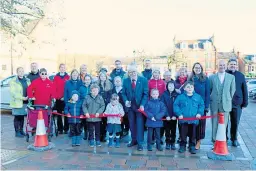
2, 65, 7, 71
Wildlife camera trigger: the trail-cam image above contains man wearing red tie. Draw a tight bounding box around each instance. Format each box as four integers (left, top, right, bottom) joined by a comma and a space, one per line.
122, 64, 149, 151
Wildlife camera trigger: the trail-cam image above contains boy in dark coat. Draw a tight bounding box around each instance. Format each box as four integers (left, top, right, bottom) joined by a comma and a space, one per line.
145, 89, 167, 151
174, 81, 204, 154
64, 90, 83, 147
160, 80, 179, 150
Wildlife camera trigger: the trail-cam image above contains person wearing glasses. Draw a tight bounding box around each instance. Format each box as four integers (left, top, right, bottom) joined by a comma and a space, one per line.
27, 68, 56, 106
226, 59, 248, 147
188, 62, 210, 150
122, 64, 149, 151
10, 67, 31, 137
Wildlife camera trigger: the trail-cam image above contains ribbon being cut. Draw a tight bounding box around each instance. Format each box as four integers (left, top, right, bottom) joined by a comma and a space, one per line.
52, 110, 217, 120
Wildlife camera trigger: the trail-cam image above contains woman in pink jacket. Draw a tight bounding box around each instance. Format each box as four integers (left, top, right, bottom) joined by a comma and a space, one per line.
148, 68, 166, 97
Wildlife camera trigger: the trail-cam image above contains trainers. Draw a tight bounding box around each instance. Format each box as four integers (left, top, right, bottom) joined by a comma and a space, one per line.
166, 144, 171, 150
171, 144, 176, 150
96, 141, 101, 147
147, 144, 153, 151
115, 137, 120, 148
89, 140, 94, 147
189, 146, 196, 154
178, 146, 186, 153
108, 137, 113, 148
137, 144, 143, 151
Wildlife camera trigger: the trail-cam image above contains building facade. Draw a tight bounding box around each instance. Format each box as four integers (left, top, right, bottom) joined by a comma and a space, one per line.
172, 36, 217, 74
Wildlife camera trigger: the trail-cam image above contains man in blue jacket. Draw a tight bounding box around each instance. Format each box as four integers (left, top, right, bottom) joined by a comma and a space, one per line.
122, 64, 149, 151
141, 59, 152, 81
226, 58, 248, 147
110, 60, 126, 81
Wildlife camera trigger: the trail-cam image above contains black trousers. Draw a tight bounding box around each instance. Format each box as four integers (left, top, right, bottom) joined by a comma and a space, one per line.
121, 112, 130, 132
180, 123, 196, 147
55, 100, 69, 132
100, 118, 107, 138
70, 123, 81, 137
81, 119, 88, 134
14, 115, 25, 132
88, 122, 101, 141
227, 107, 242, 141
161, 120, 177, 144
148, 127, 161, 145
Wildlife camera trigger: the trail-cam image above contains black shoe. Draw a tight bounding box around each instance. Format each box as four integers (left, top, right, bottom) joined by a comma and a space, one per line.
137, 144, 143, 151
166, 144, 170, 150
178, 146, 186, 153
157, 145, 163, 151
171, 144, 176, 150
189, 146, 196, 154
58, 131, 63, 134
147, 144, 153, 151
83, 132, 88, 140
123, 131, 128, 136
232, 140, 239, 147
15, 131, 24, 138
20, 130, 26, 136
127, 141, 138, 147
100, 136, 107, 142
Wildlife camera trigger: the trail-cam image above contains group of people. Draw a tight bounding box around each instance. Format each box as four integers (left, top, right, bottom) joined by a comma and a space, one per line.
9, 58, 248, 154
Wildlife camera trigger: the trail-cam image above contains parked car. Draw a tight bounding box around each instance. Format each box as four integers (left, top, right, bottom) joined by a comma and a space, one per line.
247, 79, 256, 91
249, 88, 256, 100
0, 73, 55, 110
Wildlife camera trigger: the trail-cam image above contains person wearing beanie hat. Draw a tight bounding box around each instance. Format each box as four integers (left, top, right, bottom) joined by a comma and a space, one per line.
64, 90, 83, 147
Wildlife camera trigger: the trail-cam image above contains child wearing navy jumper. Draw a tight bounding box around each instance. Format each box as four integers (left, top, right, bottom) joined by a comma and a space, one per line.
64, 90, 83, 147
145, 89, 167, 151
174, 81, 204, 154
160, 80, 179, 150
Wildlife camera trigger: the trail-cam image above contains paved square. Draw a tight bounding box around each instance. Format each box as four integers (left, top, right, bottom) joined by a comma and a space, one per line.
1, 101, 256, 170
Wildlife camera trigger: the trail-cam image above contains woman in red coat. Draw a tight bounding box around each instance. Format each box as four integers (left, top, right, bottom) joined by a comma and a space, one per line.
148, 68, 166, 97
27, 68, 56, 106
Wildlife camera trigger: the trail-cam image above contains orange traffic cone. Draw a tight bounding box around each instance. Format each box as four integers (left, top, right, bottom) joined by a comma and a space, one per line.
207, 113, 234, 161
34, 110, 48, 147
28, 110, 55, 151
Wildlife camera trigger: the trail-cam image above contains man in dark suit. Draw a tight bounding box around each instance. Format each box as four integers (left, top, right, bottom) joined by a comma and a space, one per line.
226, 58, 248, 147
122, 64, 149, 151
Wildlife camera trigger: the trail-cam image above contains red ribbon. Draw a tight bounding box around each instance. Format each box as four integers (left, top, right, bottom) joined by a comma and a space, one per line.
138, 109, 217, 121
52, 112, 120, 119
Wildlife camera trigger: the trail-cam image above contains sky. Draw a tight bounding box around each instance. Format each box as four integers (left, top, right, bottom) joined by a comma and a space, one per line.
33, 0, 256, 57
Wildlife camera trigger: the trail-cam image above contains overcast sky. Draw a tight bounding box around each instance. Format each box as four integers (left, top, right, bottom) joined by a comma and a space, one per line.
44, 0, 256, 57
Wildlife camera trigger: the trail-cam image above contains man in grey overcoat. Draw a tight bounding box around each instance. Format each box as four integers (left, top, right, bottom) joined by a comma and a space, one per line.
209, 60, 236, 142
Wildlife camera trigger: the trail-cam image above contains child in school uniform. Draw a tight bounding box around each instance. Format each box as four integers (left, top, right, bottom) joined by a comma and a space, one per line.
174, 81, 204, 154
82, 84, 105, 147
145, 89, 167, 151
160, 80, 179, 150
104, 93, 125, 148
64, 90, 83, 147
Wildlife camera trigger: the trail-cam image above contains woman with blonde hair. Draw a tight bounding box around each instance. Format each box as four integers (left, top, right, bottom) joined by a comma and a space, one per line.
97, 71, 113, 142
9, 67, 30, 137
